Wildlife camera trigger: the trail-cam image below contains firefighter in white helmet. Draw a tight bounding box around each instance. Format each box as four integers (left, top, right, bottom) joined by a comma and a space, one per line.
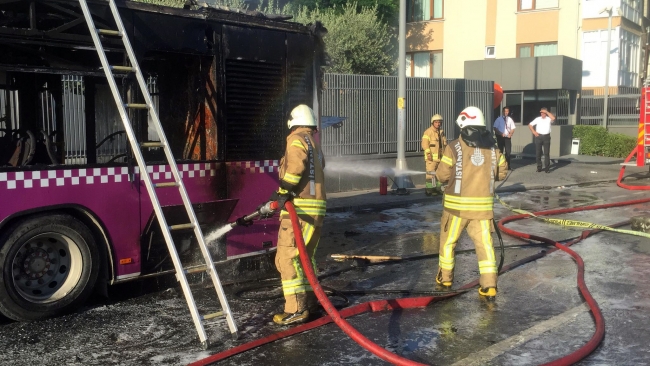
268, 104, 326, 325
421, 114, 447, 196
435, 106, 508, 300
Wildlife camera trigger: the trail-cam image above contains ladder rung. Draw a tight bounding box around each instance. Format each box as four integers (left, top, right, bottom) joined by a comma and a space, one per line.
111, 65, 135, 72
98, 29, 121, 36
185, 265, 208, 275
126, 103, 149, 109
202, 311, 224, 321
155, 182, 179, 188
141, 142, 164, 148
169, 223, 195, 231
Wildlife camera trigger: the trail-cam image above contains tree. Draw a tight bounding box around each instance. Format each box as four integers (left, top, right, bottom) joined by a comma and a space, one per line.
292, 3, 396, 75
283, 0, 397, 24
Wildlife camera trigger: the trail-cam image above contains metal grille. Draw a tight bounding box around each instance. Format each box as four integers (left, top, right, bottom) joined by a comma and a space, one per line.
320, 74, 494, 156
580, 94, 640, 126
39, 83, 57, 136
0, 88, 20, 135
225, 59, 284, 161
287, 65, 311, 110
556, 90, 569, 126
62, 75, 87, 164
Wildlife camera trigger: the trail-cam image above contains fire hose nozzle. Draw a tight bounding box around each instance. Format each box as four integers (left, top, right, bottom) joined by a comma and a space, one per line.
230, 201, 280, 228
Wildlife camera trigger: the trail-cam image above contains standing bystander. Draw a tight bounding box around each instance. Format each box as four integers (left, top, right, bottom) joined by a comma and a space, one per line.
528, 107, 555, 173
493, 107, 516, 169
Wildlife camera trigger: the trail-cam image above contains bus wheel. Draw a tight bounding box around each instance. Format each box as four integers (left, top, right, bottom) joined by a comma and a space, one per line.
0, 214, 99, 321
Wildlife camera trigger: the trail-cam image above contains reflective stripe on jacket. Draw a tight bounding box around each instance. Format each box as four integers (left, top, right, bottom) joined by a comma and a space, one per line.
421, 126, 446, 161
435, 138, 507, 219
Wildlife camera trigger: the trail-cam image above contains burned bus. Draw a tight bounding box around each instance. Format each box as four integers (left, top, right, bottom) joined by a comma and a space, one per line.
0, 0, 325, 320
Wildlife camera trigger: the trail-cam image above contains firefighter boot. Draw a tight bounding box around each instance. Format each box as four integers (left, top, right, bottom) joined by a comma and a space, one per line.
273, 309, 310, 325
306, 293, 321, 315
478, 287, 497, 301
425, 181, 434, 196
434, 180, 444, 195
435, 272, 452, 291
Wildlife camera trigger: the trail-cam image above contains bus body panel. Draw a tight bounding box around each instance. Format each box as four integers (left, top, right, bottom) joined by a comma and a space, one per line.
0, 167, 141, 278
225, 160, 280, 258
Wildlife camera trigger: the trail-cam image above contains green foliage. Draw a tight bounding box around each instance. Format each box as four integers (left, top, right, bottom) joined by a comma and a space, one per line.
291, 3, 396, 75
133, 0, 248, 8
133, 0, 185, 7
573, 125, 636, 158
285, 0, 397, 24
603, 133, 637, 158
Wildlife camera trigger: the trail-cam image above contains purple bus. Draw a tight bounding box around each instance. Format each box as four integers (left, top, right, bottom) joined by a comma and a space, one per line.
0, 1, 324, 321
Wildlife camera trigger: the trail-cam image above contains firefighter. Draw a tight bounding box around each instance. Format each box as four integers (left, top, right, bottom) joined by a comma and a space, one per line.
435, 106, 508, 300
269, 104, 326, 325
422, 114, 447, 196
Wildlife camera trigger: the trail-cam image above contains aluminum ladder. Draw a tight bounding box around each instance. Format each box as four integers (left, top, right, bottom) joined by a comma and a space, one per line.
78, 0, 238, 347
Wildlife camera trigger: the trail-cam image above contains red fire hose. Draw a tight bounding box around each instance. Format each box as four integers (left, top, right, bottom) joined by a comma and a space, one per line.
498, 196, 650, 366
191, 196, 650, 366
617, 150, 650, 190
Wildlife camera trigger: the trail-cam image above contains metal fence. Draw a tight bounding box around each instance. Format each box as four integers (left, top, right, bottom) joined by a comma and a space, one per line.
320, 74, 494, 157
0, 88, 20, 136
579, 93, 640, 126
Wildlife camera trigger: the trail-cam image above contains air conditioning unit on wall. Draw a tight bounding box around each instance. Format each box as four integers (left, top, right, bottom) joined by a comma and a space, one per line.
485, 46, 496, 59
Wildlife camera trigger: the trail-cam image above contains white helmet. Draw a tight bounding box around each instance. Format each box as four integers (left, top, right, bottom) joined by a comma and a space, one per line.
288, 104, 317, 129
455, 106, 486, 129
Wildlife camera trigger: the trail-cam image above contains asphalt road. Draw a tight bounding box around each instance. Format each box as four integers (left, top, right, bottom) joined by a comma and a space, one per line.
1, 183, 649, 365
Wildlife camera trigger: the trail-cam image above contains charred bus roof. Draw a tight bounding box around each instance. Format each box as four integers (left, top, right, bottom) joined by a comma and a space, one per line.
0, 0, 319, 75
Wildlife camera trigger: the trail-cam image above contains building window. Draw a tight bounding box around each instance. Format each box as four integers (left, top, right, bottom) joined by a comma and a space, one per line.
406, 51, 443, 78
518, 0, 558, 11
485, 46, 496, 58
517, 42, 557, 57
620, 29, 640, 87
407, 0, 443, 22
582, 29, 618, 88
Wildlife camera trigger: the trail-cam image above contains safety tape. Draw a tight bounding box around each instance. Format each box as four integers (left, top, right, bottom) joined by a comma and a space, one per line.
495, 194, 650, 240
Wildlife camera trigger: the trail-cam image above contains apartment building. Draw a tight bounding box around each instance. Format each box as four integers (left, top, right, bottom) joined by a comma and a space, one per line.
406, 0, 648, 89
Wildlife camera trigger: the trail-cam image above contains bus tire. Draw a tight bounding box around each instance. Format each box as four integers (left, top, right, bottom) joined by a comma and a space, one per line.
0, 214, 99, 321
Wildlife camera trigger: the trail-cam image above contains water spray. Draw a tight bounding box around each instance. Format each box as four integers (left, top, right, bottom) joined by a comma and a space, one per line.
206, 201, 280, 245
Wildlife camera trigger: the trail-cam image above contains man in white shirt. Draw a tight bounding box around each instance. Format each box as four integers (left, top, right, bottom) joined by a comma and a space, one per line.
528, 107, 555, 173
493, 107, 516, 169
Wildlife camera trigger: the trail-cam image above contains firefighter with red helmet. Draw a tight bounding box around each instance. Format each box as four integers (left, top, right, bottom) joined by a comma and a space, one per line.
421, 114, 446, 196
435, 106, 508, 300
269, 104, 326, 325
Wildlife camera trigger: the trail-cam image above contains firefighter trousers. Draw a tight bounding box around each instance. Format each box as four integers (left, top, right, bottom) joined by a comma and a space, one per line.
437, 211, 498, 288
275, 218, 321, 313
425, 160, 440, 188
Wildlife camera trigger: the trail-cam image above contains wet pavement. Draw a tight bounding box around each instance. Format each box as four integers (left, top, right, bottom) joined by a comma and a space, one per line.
1, 183, 650, 365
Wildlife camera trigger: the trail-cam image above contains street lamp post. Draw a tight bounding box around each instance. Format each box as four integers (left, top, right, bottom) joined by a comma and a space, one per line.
601, 6, 613, 128
395, 0, 408, 194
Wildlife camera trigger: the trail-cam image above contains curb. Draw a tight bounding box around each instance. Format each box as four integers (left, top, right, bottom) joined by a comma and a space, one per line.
515, 155, 624, 165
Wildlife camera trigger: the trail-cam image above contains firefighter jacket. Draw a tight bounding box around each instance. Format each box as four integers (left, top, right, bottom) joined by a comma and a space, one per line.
435, 138, 507, 220
278, 127, 327, 226
421, 126, 446, 162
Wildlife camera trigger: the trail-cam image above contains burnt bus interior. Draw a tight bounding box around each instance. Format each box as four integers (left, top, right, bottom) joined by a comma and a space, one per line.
0, 0, 321, 168
0, 1, 324, 273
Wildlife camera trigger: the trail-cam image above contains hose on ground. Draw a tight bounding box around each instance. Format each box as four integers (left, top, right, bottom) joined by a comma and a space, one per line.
617, 149, 650, 190
191, 196, 650, 366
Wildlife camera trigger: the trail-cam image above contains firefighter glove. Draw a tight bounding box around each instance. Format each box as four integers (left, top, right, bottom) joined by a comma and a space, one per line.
270, 189, 294, 210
